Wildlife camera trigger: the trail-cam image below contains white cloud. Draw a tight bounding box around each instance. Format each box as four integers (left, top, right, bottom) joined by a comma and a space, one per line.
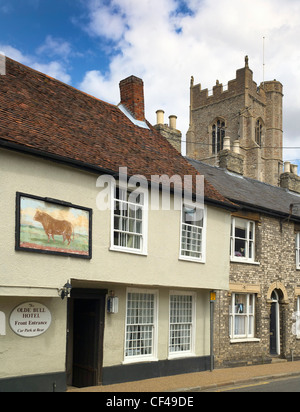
36, 35, 72, 60
78, 0, 300, 160
85, 0, 127, 41
32, 61, 71, 84
0, 45, 32, 66
0, 42, 71, 84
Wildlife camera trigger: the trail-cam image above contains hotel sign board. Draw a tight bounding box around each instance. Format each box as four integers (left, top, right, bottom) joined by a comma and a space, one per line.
10, 302, 52, 337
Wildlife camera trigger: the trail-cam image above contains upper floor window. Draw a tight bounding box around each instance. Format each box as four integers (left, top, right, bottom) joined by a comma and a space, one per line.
255, 119, 263, 147
212, 119, 225, 154
112, 186, 148, 254
230, 217, 255, 263
180, 204, 206, 262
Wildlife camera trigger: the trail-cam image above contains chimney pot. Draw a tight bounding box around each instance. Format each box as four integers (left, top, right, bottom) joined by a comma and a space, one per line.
284, 161, 291, 173
291, 164, 298, 175
233, 140, 240, 154
169, 115, 177, 130
156, 110, 164, 125
119, 76, 145, 121
223, 136, 231, 151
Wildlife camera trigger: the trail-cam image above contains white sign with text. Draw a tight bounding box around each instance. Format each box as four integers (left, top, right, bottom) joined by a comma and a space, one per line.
10, 302, 52, 337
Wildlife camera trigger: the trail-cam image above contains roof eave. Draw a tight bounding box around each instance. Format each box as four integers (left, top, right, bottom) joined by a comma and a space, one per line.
1, 139, 237, 211
230, 198, 300, 222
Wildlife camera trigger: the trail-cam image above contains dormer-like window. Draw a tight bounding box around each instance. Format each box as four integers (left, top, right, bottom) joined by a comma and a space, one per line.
255, 119, 263, 147
212, 119, 225, 154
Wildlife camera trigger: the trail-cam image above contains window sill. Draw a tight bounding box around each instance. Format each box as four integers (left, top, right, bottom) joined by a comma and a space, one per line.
230, 338, 261, 344
168, 352, 195, 360
179, 256, 206, 264
230, 258, 260, 266
110, 246, 148, 256
122, 356, 158, 365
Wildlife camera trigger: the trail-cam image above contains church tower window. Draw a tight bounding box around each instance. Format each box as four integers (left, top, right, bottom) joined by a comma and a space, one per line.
255, 119, 263, 147
212, 119, 225, 154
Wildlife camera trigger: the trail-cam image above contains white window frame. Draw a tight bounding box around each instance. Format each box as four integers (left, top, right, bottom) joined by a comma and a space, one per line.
230, 217, 255, 263
179, 203, 206, 263
296, 233, 300, 270
124, 288, 158, 364
111, 184, 148, 255
229, 293, 255, 340
0, 311, 6, 336
168, 291, 196, 358
295, 296, 300, 339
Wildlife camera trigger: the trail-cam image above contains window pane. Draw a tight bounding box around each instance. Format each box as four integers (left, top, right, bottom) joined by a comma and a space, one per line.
234, 316, 246, 335
249, 240, 254, 259
248, 316, 254, 336
235, 218, 247, 238
126, 325, 153, 356
249, 222, 254, 240
248, 294, 254, 314
234, 238, 246, 257
234, 294, 247, 314
183, 207, 203, 227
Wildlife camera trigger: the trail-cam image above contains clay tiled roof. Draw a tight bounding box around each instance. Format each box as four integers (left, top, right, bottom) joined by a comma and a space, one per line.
0, 58, 232, 207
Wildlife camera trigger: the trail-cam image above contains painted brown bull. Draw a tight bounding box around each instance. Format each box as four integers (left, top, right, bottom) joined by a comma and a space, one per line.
34, 210, 74, 245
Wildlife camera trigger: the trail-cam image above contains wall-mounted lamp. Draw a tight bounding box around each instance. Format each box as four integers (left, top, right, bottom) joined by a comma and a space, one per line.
58, 281, 72, 300
107, 290, 119, 314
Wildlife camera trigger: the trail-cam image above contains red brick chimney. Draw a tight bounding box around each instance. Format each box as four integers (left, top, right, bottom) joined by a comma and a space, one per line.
119, 76, 145, 121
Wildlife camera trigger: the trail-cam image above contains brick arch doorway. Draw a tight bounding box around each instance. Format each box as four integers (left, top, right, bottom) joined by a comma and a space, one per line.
267, 282, 289, 357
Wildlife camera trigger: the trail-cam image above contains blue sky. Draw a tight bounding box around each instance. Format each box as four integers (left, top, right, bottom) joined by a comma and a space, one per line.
0, 0, 111, 84
1, 0, 300, 166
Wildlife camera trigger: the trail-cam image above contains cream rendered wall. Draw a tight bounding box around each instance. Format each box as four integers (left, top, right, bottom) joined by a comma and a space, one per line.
102, 285, 211, 368
0, 148, 231, 378
0, 297, 66, 379
0, 149, 231, 293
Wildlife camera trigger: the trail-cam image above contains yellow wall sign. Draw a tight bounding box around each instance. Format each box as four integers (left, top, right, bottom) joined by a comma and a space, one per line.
210, 292, 216, 301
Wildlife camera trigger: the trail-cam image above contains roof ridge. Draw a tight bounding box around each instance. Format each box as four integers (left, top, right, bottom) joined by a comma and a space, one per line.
5, 55, 118, 110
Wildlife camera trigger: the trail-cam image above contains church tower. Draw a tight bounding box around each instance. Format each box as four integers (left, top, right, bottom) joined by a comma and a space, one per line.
186, 56, 283, 186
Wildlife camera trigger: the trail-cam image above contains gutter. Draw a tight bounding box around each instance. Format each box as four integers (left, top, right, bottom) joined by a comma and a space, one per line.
230, 198, 300, 222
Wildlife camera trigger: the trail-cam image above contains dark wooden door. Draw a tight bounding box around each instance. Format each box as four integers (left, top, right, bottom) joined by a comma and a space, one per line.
270, 302, 277, 355
72, 298, 104, 388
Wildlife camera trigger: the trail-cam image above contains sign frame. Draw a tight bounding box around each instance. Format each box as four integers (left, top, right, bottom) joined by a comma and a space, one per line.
15, 192, 93, 259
